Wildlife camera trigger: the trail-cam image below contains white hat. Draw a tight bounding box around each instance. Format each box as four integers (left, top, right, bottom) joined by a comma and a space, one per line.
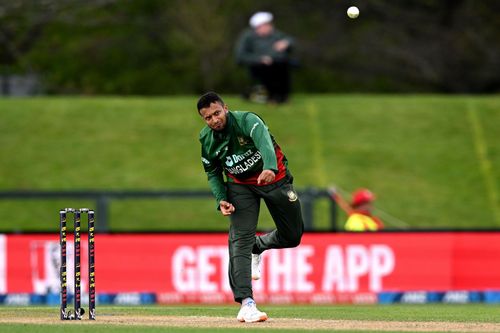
249, 12, 273, 28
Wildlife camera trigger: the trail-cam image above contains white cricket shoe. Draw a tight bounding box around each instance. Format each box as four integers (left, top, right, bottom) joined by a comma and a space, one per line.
237, 300, 268, 323
251, 253, 262, 280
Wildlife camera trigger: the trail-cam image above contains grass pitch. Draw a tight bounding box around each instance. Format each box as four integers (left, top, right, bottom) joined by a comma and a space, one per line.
1, 304, 500, 332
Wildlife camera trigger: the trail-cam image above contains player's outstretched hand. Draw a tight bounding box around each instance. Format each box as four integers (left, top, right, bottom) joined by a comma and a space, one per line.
219, 200, 235, 216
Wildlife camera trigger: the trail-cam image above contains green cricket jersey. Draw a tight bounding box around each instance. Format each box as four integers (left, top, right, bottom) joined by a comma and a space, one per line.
199, 111, 288, 206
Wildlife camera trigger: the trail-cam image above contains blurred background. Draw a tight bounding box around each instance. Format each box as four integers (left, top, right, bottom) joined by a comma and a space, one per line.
0, 0, 500, 307
2, 0, 500, 96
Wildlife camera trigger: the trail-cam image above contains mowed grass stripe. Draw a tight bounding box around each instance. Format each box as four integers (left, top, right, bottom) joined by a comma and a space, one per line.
466, 101, 500, 225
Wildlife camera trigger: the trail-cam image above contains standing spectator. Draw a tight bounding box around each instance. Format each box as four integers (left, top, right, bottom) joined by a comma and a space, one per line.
235, 11, 295, 104
329, 187, 384, 231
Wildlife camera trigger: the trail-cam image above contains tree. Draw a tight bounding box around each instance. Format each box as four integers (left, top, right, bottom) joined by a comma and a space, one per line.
1, 0, 499, 94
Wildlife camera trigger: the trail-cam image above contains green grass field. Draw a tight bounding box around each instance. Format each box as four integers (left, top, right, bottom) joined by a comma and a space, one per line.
0, 94, 499, 232
1, 304, 500, 332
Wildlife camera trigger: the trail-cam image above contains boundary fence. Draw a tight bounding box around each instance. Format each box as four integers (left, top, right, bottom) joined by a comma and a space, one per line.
0, 189, 338, 232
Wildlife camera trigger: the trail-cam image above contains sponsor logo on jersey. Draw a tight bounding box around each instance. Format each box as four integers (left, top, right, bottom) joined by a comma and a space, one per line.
238, 136, 250, 146
225, 150, 262, 175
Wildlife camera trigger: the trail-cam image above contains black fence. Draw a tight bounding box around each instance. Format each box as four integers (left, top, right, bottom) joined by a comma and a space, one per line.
0, 189, 338, 232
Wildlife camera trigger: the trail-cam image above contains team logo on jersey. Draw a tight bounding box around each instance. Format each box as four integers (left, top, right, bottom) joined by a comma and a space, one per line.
287, 190, 298, 202
238, 136, 250, 146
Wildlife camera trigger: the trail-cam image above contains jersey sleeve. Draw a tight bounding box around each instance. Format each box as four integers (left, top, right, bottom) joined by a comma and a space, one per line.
201, 146, 227, 209
243, 113, 278, 173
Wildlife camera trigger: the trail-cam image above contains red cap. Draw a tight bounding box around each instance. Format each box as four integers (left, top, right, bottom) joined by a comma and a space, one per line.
351, 189, 375, 207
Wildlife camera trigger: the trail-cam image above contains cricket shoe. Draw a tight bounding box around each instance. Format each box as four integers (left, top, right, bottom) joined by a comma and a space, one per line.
237, 300, 268, 323
251, 253, 262, 280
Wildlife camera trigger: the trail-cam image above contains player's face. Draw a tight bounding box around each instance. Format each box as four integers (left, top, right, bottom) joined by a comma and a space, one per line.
199, 102, 228, 131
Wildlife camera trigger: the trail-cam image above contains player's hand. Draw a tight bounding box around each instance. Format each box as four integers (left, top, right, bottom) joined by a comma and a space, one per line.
257, 169, 276, 185
219, 200, 235, 216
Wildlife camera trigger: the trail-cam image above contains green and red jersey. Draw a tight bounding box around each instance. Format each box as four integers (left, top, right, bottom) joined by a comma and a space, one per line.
199, 111, 288, 206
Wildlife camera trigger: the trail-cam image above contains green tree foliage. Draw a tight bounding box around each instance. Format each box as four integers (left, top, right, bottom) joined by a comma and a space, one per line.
1, 0, 499, 94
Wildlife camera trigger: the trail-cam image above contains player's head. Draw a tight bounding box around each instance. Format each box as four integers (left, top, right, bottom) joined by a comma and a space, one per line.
197, 92, 229, 131
351, 189, 375, 210
249, 12, 274, 36
197, 92, 224, 112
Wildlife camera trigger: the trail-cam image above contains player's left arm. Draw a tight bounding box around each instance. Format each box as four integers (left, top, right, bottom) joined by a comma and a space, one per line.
243, 113, 278, 185
244, 113, 278, 173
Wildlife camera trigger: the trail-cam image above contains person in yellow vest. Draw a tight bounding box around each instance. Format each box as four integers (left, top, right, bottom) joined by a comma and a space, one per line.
328, 188, 384, 231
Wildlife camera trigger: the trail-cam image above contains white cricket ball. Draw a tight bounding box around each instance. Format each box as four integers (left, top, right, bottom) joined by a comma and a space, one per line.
347, 6, 359, 19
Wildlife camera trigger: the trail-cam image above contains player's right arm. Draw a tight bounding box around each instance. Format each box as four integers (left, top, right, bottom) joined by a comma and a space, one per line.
205, 166, 235, 215
199, 135, 229, 212
200, 128, 233, 213
202, 154, 226, 208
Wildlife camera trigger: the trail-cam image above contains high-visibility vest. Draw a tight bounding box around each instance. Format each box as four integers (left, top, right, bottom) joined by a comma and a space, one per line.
344, 213, 381, 231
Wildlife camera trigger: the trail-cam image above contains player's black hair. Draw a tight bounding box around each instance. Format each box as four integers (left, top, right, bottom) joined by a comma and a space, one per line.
197, 92, 225, 113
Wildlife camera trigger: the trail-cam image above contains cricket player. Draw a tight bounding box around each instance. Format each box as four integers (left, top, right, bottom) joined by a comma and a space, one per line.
197, 92, 304, 322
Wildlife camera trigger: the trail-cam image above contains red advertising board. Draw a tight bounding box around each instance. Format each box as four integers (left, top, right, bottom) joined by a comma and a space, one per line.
0, 232, 499, 303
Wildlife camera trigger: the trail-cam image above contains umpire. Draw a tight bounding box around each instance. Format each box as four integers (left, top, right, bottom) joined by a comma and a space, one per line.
197, 92, 304, 322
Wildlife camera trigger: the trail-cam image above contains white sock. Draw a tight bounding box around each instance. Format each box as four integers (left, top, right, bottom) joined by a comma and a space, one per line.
242, 297, 254, 306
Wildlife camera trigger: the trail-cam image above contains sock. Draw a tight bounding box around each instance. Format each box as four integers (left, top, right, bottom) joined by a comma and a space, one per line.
252, 243, 261, 255
242, 297, 254, 306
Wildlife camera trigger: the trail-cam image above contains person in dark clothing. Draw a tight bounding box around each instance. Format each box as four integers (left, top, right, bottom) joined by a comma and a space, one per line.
235, 12, 295, 104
